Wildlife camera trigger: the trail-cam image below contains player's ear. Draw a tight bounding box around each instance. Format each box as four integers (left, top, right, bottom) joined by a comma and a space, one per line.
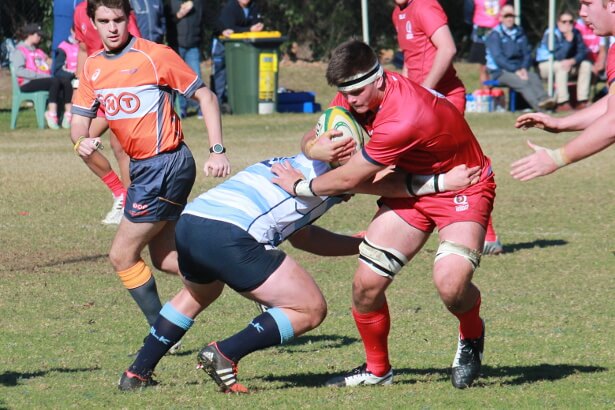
375, 74, 385, 90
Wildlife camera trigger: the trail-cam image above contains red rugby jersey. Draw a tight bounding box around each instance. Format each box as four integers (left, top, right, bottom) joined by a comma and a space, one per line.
607, 44, 615, 87
392, 0, 464, 95
330, 71, 486, 176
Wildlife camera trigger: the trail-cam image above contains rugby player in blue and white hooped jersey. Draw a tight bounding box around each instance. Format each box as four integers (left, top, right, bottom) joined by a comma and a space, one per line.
185, 153, 343, 247
118, 148, 481, 392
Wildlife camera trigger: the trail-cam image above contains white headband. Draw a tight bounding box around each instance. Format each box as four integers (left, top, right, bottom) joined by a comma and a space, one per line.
337, 62, 383, 92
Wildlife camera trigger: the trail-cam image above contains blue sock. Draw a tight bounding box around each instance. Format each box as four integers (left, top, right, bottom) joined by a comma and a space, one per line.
217, 307, 294, 363
129, 302, 194, 377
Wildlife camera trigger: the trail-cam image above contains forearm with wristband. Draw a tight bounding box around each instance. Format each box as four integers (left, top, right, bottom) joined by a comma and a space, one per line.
293, 179, 317, 197
544, 147, 570, 168
405, 173, 446, 197
73, 136, 103, 153
291, 172, 447, 198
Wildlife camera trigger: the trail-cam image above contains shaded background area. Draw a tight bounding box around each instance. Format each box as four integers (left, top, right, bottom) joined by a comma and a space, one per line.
0, 0, 589, 61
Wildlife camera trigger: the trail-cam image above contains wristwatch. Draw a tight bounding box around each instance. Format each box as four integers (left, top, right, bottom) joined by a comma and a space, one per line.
209, 143, 226, 154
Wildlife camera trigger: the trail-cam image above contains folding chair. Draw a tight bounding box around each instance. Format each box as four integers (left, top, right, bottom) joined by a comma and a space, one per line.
10, 65, 49, 129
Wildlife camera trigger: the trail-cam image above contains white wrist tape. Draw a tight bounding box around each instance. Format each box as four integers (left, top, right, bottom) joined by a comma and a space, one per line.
437, 174, 445, 192
294, 179, 316, 197
406, 173, 444, 196
545, 147, 569, 168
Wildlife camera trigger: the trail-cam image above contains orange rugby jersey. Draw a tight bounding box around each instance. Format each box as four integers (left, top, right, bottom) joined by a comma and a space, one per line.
72, 36, 204, 159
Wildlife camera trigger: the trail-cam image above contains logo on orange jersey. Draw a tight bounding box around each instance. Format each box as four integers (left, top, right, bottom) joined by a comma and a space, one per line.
92, 69, 101, 81
104, 92, 141, 116
120, 68, 138, 74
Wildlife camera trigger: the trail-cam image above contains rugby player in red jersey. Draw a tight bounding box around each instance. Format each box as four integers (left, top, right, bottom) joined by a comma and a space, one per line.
392, 0, 504, 254
273, 40, 495, 389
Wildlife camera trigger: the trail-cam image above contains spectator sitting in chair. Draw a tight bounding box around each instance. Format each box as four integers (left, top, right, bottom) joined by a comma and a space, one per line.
53, 27, 78, 85
536, 11, 592, 112
467, 0, 508, 87
10, 22, 73, 129
485, 5, 556, 112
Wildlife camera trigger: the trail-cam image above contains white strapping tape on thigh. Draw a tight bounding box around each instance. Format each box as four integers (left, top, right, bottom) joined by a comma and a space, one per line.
434, 240, 482, 270
359, 237, 408, 278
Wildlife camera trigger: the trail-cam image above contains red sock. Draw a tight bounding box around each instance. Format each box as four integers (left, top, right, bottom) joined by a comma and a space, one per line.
352, 303, 391, 376
101, 171, 126, 198
485, 217, 497, 242
454, 294, 483, 340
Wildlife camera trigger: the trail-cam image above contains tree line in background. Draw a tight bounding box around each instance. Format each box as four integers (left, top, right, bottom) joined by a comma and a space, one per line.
0, 0, 585, 61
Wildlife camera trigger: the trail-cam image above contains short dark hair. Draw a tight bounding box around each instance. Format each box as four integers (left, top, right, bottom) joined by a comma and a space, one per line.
87, 0, 132, 20
326, 40, 378, 87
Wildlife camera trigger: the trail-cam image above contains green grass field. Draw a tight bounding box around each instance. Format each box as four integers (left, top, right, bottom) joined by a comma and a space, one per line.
0, 62, 614, 409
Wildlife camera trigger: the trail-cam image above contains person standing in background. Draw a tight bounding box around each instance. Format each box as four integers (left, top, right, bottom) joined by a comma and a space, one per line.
467, 0, 509, 86
212, 0, 264, 114
52, 0, 82, 64
53, 27, 79, 94
392, 0, 465, 111
130, 0, 166, 43
170, 0, 205, 118
392, 0, 504, 255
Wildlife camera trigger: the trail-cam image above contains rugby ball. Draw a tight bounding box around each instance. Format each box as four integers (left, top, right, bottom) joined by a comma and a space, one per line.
315, 106, 366, 168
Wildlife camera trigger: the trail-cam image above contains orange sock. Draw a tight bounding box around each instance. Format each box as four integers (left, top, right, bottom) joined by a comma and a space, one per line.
117, 260, 152, 289
454, 295, 483, 340
101, 171, 126, 199
352, 303, 391, 377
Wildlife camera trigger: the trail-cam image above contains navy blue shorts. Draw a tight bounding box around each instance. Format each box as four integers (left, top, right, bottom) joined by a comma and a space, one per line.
125, 143, 196, 223
175, 214, 286, 292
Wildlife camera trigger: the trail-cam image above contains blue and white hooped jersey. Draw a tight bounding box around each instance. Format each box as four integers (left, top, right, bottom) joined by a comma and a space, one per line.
182, 154, 343, 247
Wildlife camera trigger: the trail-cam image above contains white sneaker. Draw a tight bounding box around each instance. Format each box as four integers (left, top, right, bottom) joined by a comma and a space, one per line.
325, 363, 393, 387
101, 194, 124, 225
483, 237, 504, 255
254, 301, 269, 313
167, 341, 182, 355
62, 112, 72, 129
45, 111, 60, 130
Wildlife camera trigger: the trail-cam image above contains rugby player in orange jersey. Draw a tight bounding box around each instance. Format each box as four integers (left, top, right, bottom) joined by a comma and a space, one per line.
73, 0, 142, 225
70, 0, 230, 348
